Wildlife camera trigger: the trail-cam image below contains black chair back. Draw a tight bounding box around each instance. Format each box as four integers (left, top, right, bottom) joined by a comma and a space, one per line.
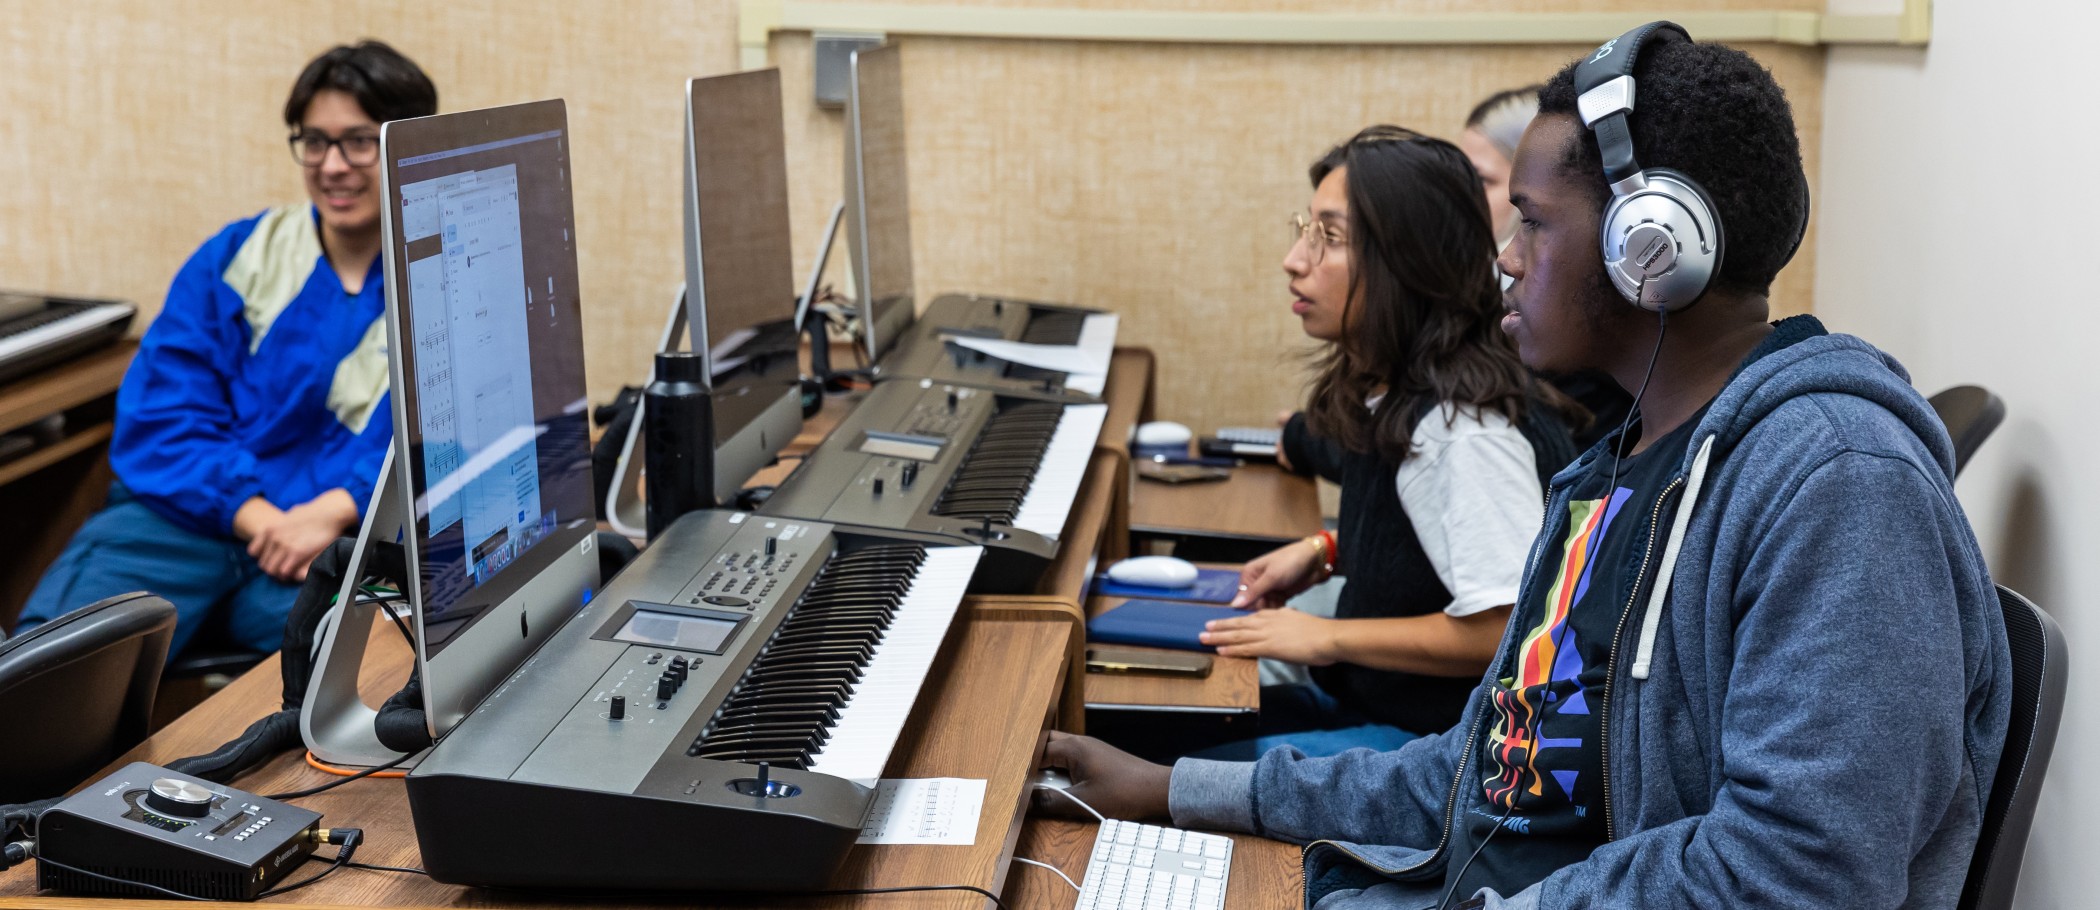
1959, 585, 2069, 910
1927, 385, 2006, 478
0, 592, 175, 803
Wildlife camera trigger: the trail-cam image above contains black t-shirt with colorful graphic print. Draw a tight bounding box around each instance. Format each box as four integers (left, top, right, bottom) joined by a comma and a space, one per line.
1442, 407, 1703, 901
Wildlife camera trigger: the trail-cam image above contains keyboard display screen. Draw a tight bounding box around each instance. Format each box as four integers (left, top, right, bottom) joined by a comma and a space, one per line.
612, 607, 740, 653
860, 431, 944, 462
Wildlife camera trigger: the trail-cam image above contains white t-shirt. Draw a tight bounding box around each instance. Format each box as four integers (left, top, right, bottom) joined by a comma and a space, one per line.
1392, 403, 1542, 617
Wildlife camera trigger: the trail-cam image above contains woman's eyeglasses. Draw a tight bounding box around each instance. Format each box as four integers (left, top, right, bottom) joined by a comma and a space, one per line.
1290, 213, 1347, 266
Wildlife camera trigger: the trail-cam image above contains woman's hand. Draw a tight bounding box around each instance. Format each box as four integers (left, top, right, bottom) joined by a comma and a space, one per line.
1031, 731, 1174, 822
1199, 608, 1343, 665
1230, 539, 1325, 609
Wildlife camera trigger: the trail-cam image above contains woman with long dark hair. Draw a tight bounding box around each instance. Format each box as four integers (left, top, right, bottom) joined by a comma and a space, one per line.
1196, 126, 1582, 756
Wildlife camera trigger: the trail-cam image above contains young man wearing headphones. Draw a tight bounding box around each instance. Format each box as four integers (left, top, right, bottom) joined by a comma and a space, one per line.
1038, 24, 2010, 909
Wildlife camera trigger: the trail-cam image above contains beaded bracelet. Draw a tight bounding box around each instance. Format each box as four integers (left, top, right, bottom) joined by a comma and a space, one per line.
1306, 532, 1336, 581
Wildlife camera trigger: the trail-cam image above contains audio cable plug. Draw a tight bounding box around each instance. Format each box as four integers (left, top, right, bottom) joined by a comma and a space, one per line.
310, 827, 364, 847
2, 839, 34, 873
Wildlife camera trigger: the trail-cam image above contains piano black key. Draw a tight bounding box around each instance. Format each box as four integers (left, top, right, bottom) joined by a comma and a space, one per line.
717, 704, 838, 724
742, 658, 865, 677
708, 722, 830, 741
690, 542, 935, 770
723, 683, 849, 702
756, 643, 874, 663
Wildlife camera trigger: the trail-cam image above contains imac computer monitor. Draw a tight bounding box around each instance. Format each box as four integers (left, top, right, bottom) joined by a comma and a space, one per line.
843, 43, 916, 364
378, 99, 599, 739
683, 68, 804, 492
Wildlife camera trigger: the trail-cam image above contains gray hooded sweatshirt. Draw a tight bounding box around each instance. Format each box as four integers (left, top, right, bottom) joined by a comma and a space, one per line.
1170, 318, 2012, 909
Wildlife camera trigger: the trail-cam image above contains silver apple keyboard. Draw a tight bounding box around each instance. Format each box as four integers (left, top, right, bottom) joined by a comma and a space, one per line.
1077, 817, 1233, 910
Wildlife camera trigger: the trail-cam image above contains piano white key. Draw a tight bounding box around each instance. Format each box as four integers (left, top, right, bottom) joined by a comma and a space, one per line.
806, 545, 984, 786
1011, 404, 1108, 540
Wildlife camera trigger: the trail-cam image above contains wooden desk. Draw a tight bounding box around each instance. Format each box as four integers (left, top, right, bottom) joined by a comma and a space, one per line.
1094, 348, 1155, 459
1003, 817, 1304, 910
1129, 462, 1321, 564
1081, 596, 1256, 716
0, 341, 134, 630
1079, 592, 1261, 762
0, 600, 1074, 909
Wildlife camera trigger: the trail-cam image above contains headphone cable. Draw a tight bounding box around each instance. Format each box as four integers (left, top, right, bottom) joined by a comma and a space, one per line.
1436, 279, 1666, 909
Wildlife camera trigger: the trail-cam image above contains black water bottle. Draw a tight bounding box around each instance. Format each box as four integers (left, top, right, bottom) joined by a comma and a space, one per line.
644, 351, 716, 540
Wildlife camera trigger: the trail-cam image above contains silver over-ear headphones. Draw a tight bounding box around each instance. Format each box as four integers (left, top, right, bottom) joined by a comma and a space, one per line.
1573, 21, 1722, 313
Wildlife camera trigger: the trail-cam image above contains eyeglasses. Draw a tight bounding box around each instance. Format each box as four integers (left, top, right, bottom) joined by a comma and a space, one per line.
289, 130, 380, 168
1290, 213, 1348, 266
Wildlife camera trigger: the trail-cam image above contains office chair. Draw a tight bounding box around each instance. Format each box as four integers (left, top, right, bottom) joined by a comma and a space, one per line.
0, 591, 175, 803
1957, 584, 2069, 910
1927, 386, 2006, 478
597, 529, 640, 582
163, 632, 268, 680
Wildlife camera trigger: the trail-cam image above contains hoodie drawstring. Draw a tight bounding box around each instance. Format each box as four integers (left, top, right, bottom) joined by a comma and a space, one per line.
1633, 434, 1716, 681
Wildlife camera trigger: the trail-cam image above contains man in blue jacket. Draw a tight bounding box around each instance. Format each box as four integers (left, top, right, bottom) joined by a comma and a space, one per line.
14, 42, 437, 659
1041, 25, 2011, 910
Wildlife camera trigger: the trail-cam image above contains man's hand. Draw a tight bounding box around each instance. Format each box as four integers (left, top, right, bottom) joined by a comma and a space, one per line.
248, 489, 359, 583
1230, 539, 1324, 609
1031, 731, 1174, 822
231, 496, 286, 543
1200, 608, 1342, 665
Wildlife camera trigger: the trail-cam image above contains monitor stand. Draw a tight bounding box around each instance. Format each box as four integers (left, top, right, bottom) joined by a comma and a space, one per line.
605, 286, 801, 538
299, 443, 426, 770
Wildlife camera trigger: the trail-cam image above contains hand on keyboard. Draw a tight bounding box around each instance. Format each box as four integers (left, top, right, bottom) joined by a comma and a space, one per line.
1032, 731, 1174, 822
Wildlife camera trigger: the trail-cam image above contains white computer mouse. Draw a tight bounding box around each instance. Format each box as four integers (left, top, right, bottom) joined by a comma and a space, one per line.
1133, 421, 1193, 448
1106, 556, 1200, 588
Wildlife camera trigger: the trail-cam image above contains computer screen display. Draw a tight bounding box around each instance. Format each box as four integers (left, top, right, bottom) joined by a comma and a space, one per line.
380, 100, 595, 658
685, 69, 800, 383
844, 43, 915, 362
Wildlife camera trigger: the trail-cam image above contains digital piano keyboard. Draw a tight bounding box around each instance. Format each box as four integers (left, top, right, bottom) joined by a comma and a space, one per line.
760, 378, 1107, 593
405, 510, 981, 891
872, 293, 1115, 403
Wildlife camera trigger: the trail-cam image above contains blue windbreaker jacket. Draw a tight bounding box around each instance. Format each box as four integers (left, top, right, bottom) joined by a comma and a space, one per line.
112, 205, 392, 537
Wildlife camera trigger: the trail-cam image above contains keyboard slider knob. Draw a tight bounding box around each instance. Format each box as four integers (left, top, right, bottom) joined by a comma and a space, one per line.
610, 696, 626, 720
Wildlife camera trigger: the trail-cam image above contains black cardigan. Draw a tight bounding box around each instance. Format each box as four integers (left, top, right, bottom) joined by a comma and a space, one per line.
1281, 397, 1577, 735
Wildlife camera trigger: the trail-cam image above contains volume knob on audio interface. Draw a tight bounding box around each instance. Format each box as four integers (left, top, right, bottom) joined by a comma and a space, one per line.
145, 778, 214, 818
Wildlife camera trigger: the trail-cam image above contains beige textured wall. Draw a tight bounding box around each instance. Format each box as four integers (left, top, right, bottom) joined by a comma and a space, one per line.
0, 0, 745, 402
0, 0, 1820, 434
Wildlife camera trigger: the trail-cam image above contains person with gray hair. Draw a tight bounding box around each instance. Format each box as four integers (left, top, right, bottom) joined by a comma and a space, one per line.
1459, 86, 1541, 248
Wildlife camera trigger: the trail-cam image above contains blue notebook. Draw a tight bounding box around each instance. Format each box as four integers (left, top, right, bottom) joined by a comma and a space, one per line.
1092, 567, 1242, 604
1086, 600, 1244, 652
